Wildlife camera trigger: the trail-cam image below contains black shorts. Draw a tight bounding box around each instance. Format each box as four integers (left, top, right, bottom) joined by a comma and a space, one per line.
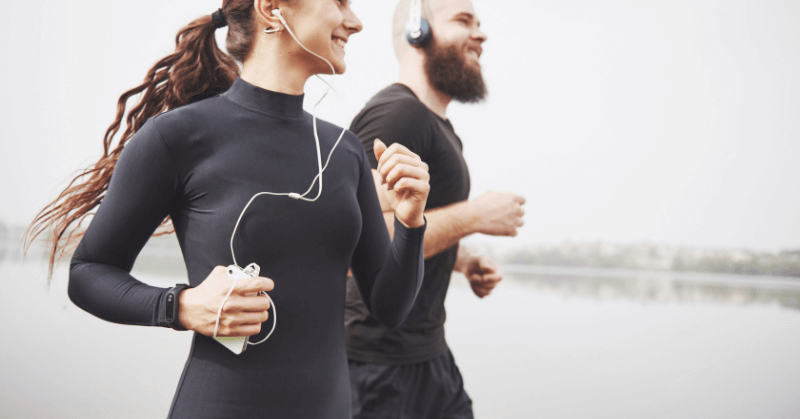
348, 350, 473, 419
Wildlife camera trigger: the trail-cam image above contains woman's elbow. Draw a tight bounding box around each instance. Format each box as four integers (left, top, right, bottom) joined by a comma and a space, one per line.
67, 259, 90, 311
372, 306, 412, 328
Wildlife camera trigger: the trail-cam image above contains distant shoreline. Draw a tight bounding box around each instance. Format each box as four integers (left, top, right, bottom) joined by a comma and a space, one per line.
3, 221, 798, 278
468, 242, 800, 278
503, 264, 800, 289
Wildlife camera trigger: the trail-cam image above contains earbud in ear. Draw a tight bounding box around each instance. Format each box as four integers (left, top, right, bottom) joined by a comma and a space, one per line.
265, 8, 283, 34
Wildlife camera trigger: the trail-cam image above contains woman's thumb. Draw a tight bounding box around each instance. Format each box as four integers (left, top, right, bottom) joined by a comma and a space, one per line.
373, 139, 387, 162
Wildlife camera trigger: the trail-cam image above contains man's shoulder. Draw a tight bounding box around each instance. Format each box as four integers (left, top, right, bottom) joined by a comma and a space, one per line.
355, 84, 434, 127
350, 84, 439, 165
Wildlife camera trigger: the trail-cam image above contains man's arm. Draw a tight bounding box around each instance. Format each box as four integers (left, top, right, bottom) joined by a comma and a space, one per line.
372, 170, 525, 259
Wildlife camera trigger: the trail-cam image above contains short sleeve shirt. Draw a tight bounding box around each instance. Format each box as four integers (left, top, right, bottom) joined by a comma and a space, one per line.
345, 84, 471, 363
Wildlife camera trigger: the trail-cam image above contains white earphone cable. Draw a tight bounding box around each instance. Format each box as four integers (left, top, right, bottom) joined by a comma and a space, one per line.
221, 8, 349, 348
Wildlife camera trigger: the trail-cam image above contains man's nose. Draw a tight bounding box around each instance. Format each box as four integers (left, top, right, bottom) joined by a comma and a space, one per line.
472, 28, 487, 43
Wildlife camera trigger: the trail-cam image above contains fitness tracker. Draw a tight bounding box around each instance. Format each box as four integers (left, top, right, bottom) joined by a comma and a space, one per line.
165, 284, 192, 331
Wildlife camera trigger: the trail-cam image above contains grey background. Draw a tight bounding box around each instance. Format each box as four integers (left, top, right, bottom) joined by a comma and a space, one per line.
1, 0, 799, 251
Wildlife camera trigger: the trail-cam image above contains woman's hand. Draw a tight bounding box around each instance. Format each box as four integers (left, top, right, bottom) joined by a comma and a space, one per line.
373, 139, 430, 228
178, 266, 274, 337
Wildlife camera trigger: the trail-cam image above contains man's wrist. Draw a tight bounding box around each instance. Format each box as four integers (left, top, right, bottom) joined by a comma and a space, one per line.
453, 246, 472, 273
466, 256, 482, 279
453, 200, 480, 236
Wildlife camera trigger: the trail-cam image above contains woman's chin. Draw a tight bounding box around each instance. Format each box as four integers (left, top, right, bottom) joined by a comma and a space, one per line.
313, 58, 345, 75
329, 55, 347, 75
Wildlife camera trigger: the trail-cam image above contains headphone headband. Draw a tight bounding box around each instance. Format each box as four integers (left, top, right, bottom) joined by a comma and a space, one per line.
407, 0, 421, 36
405, 0, 431, 47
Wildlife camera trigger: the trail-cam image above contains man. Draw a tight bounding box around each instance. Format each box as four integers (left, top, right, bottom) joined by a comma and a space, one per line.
345, 0, 526, 418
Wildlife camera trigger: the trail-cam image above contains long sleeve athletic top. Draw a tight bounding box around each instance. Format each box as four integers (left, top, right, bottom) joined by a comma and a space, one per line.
68, 78, 426, 419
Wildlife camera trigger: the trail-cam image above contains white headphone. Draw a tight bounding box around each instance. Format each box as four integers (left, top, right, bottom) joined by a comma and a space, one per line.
405, 0, 432, 47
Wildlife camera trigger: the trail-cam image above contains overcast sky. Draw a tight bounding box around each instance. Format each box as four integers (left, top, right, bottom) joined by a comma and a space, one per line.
1, 0, 798, 252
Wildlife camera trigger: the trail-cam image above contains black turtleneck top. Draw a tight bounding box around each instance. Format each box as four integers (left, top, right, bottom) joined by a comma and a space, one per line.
68, 78, 426, 419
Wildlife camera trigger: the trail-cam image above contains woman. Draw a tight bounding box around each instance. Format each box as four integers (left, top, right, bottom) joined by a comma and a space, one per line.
25, 0, 430, 417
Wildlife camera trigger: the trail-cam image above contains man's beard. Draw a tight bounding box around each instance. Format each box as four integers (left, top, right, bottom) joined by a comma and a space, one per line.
422, 38, 487, 103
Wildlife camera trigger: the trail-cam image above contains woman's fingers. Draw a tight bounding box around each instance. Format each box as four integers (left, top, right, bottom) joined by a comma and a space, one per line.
216, 322, 264, 337
376, 142, 421, 173
373, 139, 388, 163
378, 154, 424, 183
384, 164, 430, 190
391, 178, 430, 196
220, 310, 270, 327
222, 294, 271, 312
235, 276, 274, 294
216, 298, 271, 336
378, 151, 423, 174
372, 141, 429, 194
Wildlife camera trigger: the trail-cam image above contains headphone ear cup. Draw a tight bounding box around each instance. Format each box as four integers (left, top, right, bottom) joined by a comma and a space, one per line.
406, 17, 432, 47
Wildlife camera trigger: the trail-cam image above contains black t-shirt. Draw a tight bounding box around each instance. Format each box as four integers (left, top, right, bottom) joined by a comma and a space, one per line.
345, 84, 471, 364
68, 78, 426, 418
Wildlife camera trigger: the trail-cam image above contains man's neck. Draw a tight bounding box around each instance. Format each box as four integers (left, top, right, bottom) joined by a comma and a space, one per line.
397, 53, 452, 119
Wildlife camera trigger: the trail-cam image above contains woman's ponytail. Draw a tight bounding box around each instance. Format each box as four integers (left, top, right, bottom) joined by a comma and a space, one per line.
25, 3, 254, 281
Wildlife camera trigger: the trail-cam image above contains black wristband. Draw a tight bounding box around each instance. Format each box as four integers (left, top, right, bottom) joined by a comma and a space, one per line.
165, 284, 192, 331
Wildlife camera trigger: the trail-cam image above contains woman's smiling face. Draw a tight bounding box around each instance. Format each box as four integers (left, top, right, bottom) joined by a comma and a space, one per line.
281, 0, 363, 75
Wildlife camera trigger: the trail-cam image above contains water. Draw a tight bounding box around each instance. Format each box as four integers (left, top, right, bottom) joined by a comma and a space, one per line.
445, 269, 800, 418
1, 260, 799, 418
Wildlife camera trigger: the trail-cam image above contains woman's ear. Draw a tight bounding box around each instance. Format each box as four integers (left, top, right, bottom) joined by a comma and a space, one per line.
253, 0, 283, 32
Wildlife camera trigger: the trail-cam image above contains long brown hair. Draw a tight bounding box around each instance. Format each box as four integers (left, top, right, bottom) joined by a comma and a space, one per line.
24, 0, 258, 280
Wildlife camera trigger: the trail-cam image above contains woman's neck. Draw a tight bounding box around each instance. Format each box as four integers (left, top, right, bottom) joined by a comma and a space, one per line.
240, 43, 312, 96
